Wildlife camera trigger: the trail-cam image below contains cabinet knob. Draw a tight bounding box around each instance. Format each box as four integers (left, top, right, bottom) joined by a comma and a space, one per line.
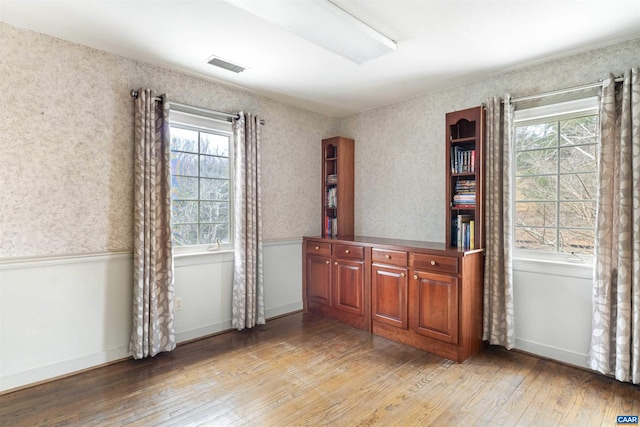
315, 246, 320, 250
325, 260, 329, 264
334, 262, 338, 266
430, 260, 436, 266
345, 249, 350, 254
413, 274, 418, 280
400, 272, 405, 277
385, 254, 391, 259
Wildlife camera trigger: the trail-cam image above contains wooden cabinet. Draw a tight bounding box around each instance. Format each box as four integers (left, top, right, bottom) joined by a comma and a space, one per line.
371, 247, 408, 329
409, 253, 460, 344
410, 269, 459, 344
303, 236, 484, 363
322, 137, 354, 237
303, 239, 369, 330
372, 263, 408, 329
333, 259, 364, 316
446, 106, 485, 249
306, 254, 332, 306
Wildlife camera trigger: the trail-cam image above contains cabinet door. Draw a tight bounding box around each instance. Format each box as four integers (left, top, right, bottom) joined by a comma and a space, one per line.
306, 255, 331, 306
333, 259, 364, 315
410, 270, 459, 344
372, 264, 408, 329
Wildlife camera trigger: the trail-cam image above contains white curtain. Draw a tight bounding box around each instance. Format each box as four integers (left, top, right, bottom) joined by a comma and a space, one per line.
232, 112, 265, 330
129, 89, 176, 359
483, 96, 515, 349
589, 69, 640, 383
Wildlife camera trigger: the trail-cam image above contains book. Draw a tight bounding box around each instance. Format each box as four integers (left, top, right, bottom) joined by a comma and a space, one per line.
456, 214, 472, 248
326, 187, 337, 208
451, 147, 476, 174
452, 179, 476, 207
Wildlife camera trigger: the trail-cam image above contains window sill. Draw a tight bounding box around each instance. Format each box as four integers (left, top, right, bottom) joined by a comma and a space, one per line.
513, 257, 593, 280
174, 249, 235, 267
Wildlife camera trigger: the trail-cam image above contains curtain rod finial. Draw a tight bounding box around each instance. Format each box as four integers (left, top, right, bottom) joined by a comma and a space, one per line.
130, 90, 139, 98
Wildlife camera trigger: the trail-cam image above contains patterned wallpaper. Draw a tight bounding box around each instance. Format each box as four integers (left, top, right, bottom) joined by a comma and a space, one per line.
2, 21, 638, 257
0, 23, 336, 258
337, 38, 640, 242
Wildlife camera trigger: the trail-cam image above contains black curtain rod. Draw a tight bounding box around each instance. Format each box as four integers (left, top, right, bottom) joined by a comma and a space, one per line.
130, 90, 265, 125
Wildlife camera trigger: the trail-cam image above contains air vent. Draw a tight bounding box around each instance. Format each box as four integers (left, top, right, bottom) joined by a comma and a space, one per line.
206, 56, 246, 73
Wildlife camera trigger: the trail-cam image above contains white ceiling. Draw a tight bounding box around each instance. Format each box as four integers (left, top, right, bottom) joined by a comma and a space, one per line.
2, 0, 639, 117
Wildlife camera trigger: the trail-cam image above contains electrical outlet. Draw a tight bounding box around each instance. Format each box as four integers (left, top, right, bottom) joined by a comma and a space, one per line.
175, 297, 183, 311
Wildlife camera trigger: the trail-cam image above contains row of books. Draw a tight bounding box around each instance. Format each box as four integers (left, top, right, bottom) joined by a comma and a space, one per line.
325, 216, 338, 237
451, 147, 475, 174
326, 174, 337, 184
452, 179, 476, 207
326, 187, 337, 208
452, 214, 475, 249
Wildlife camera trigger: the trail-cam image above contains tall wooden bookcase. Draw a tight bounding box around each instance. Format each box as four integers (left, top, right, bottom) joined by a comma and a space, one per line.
445, 106, 485, 249
322, 136, 354, 237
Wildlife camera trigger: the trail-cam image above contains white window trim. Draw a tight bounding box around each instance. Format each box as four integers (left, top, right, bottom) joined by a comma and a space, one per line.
169, 107, 235, 256
512, 96, 599, 266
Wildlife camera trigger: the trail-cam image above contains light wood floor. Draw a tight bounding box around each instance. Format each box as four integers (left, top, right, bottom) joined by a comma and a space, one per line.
1, 312, 639, 426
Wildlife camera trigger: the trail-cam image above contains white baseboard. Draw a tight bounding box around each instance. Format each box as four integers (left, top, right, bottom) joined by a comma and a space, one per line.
175, 302, 303, 344
176, 320, 234, 343
265, 302, 303, 319
515, 338, 589, 369
0, 345, 130, 394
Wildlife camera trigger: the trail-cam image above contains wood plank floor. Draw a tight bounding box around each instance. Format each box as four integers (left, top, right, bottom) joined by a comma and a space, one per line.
1, 312, 639, 426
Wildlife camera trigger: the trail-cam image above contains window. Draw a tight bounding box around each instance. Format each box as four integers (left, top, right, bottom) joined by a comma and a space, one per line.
169, 108, 234, 252
513, 97, 599, 261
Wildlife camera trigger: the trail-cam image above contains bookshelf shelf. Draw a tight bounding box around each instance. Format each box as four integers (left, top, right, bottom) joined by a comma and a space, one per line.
445, 107, 485, 250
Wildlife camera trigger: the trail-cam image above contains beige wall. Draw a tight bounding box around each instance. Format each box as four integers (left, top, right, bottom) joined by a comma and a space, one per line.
0, 22, 337, 258
2, 21, 639, 252
337, 38, 640, 242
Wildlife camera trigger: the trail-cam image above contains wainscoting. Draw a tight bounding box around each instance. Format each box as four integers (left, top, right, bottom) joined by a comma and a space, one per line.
0, 239, 303, 393
1, 240, 594, 393
513, 258, 593, 369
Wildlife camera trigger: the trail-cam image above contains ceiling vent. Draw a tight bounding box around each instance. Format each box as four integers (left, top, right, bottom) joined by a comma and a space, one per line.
206, 56, 246, 73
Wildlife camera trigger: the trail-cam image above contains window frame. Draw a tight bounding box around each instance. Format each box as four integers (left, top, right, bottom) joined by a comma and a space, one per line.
512, 96, 599, 265
169, 107, 235, 255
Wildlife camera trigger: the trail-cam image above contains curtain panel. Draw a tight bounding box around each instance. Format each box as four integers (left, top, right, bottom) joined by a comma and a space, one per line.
129, 89, 176, 359
483, 96, 515, 349
589, 69, 640, 383
232, 112, 265, 330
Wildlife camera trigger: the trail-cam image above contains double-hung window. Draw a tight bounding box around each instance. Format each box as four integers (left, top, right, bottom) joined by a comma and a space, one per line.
513, 96, 599, 262
169, 107, 234, 253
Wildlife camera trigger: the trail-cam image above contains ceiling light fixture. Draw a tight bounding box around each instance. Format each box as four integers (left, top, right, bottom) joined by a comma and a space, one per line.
225, 0, 396, 64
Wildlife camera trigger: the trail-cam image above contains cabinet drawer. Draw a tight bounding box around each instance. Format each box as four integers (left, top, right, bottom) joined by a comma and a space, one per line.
410, 253, 459, 275
334, 244, 364, 260
372, 248, 408, 267
306, 241, 331, 256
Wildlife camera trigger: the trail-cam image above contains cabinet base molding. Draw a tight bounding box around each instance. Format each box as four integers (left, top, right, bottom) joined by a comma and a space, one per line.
372, 322, 483, 363
307, 301, 366, 330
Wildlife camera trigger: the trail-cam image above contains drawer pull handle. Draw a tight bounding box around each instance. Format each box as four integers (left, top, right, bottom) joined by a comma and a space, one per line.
315, 246, 320, 250
430, 260, 436, 266
325, 260, 330, 264
413, 274, 418, 280
400, 272, 405, 277
345, 249, 350, 254
385, 254, 391, 259
334, 262, 338, 266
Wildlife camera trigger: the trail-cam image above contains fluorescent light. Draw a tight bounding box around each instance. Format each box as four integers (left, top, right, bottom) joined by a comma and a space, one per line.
225, 0, 396, 64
